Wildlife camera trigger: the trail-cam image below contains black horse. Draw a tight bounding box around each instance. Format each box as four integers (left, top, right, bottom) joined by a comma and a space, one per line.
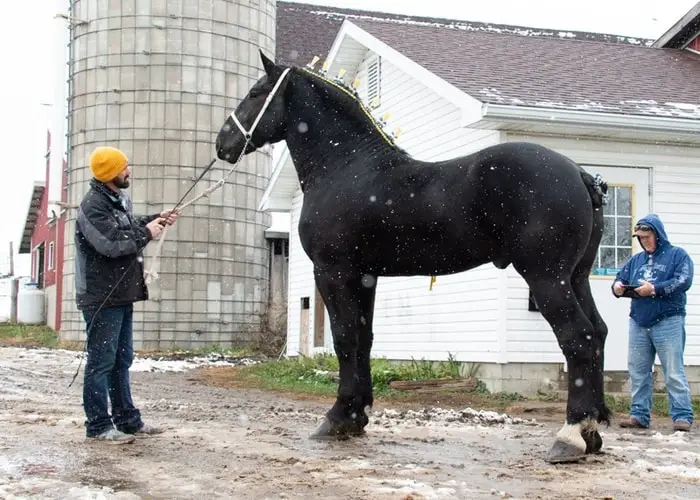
216, 51, 611, 464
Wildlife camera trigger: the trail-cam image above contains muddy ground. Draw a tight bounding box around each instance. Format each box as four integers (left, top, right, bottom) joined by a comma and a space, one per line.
1, 347, 699, 499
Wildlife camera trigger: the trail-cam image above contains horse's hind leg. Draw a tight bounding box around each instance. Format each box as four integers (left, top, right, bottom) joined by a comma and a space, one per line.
523, 272, 599, 463
571, 275, 610, 453
310, 267, 376, 440
570, 217, 611, 453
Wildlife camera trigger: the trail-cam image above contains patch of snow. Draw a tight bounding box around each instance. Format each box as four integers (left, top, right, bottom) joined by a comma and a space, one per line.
475, 88, 700, 119
4, 347, 263, 374
633, 459, 700, 480
372, 407, 540, 428
368, 478, 459, 499
129, 354, 260, 373
478, 88, 506, 102
649, 430, 692, 444
300, 8, 653, 46
0, 476, 140, 500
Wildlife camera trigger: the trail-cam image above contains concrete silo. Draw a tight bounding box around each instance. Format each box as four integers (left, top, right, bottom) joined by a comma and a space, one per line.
60, 0, 277, 349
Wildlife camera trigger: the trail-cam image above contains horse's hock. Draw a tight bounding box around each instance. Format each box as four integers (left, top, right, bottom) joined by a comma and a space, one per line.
59, 0, 277, 349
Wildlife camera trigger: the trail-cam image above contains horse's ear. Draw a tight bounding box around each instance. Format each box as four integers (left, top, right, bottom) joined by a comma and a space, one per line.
260, 49, 276, 76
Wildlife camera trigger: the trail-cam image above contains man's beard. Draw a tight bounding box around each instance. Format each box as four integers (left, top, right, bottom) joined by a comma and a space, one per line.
114, 177, 130, 189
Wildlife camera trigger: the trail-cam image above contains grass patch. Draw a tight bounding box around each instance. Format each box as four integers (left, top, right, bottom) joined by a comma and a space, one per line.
605, 392, 700, 418
227, 353, 498, 399
138, 343, 256, 359
0, 322, 60, 348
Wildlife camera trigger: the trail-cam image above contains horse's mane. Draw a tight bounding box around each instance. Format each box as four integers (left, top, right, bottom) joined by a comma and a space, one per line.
294, 65, 408, 155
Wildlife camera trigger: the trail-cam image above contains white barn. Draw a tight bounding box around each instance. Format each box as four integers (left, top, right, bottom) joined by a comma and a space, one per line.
265, 5, 700, 394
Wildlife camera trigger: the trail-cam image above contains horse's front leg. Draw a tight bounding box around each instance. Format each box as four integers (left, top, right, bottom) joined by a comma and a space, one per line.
310, 269, 375, 440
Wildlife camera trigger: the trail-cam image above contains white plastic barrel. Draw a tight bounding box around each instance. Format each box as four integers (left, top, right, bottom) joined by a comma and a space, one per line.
17, 282, 46, 325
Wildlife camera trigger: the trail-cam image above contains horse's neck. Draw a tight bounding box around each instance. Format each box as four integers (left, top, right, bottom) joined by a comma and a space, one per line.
284, 74, 398, 189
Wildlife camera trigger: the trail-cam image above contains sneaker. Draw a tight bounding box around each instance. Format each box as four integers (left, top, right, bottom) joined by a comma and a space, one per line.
619, 416, 649, 429
673, 420, 692, 432
133, 423, 165, 436
87, 428, 136, 444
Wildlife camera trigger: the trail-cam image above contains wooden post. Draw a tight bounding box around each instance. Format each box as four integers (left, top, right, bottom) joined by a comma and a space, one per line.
8, 241, 13, 277
10, 278, 19, 323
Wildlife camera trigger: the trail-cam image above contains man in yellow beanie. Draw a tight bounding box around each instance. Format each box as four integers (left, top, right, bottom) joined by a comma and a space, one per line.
75, 145, 179, 443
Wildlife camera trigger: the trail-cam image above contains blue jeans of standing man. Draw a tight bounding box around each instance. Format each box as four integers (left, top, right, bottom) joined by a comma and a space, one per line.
628, 314, 694, 427
82, 304, 143, 437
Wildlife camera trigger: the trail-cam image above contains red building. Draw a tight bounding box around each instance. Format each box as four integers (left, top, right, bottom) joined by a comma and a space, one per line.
652, 2, 700, 51
18, 130, 68, 331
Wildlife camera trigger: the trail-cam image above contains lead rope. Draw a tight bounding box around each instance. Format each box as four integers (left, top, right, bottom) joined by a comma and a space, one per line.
67, 68, 291, 387
143, 137, 251, 284
144, 67, 291, 284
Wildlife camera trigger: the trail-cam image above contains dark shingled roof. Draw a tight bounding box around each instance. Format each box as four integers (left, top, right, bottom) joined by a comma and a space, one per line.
275, 1, 654, 66
276, 2, 700, 119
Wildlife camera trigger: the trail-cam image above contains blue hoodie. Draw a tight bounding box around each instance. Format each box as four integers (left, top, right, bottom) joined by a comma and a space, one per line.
612, 214, 694, 327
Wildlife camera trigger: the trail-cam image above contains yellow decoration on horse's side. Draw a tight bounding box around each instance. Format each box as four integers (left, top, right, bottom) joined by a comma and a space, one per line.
353, 78, 360, 89
393, 126, 402, 139
337, 68, 346, 79
308, 56, 320, 69
429, 275, 437, 291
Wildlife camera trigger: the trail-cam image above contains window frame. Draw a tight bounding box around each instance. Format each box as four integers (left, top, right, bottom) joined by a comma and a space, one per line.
591, 182, 637, 278
48, 241, 55, 271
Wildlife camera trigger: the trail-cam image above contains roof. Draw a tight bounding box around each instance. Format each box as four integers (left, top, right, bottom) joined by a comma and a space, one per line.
652, 1, 700, 48
277, 2, 700, 120
354, 18, 700, 120
19, 182, 46, 254
275, 1, 653, 68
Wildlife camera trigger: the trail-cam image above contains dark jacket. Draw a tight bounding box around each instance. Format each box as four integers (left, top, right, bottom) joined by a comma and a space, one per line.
75, 179, 160, 311
612, 213, 694, 327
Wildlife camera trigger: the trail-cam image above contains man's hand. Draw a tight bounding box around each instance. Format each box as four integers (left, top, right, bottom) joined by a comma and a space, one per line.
146, 217, 166, 239
613, 281, 625, 297
635, 280, 656, 297
160, 209, 179, 226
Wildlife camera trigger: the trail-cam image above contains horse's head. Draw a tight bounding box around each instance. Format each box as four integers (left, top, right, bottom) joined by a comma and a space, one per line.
215, 50, 290, 163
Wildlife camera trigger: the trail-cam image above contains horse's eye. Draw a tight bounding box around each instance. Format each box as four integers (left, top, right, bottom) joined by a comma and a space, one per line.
250, 90, 265, 98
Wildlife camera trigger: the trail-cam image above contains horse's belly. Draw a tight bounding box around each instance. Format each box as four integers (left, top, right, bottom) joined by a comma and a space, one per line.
363, 233, 492, 277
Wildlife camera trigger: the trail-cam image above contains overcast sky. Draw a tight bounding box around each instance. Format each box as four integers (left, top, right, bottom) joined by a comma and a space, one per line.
0, 0, 696, 277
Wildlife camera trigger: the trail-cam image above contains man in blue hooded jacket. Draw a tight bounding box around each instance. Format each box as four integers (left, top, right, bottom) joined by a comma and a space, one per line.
612, 213, 694, 432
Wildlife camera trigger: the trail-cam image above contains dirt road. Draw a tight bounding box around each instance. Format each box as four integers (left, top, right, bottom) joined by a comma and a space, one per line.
1, 346, 698, 499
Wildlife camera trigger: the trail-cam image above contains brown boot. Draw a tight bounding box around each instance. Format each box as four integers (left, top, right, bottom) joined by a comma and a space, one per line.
619, 416, 648, 429
673, 420, 691, 432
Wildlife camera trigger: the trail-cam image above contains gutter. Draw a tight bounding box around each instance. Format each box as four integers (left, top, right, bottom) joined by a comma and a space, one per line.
480, 103, 700, 135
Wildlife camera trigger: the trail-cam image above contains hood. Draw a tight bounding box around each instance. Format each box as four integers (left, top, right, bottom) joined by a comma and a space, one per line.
635, 213, 669, 253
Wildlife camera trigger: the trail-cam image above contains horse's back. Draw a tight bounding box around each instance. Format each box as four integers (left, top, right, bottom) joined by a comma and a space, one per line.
461, 141, 596, 253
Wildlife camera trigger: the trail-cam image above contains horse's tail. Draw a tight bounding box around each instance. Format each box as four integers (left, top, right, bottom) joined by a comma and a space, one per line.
581, 170, 608, 209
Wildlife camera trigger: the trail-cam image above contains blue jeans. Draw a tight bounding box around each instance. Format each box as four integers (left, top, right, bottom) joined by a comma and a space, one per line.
82, 304, 143, 437
628, 315, 694, 427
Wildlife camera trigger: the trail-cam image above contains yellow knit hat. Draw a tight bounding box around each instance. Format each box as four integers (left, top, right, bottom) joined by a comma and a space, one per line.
89, 146, 129, 182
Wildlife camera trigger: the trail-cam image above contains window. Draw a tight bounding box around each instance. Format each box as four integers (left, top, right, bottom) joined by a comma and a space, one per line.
593, 184, 633, 276
366, 56, 381, 109
48, 241, 55, 271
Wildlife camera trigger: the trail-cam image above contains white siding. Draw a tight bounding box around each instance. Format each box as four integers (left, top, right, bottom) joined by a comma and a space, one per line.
504, 134, 700, 366
285, 50, 503, 361
655, 163, 700, 366
285, 188, 315, 356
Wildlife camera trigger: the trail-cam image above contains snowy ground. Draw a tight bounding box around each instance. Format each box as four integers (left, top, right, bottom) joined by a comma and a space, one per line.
1, 346, 699, 499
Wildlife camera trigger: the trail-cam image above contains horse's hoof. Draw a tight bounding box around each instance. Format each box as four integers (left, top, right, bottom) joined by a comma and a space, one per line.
583, 430, 603, 454
545, 440, 586, 464
309, 417, 350, 441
